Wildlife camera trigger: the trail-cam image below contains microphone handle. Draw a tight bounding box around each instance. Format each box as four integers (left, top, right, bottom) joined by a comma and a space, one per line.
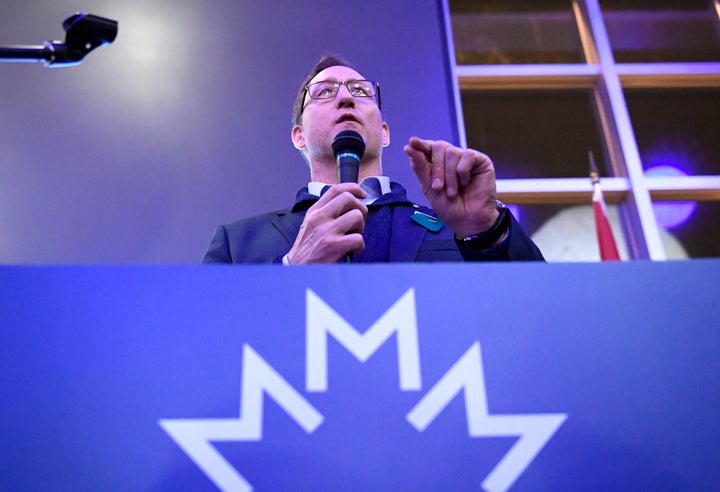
336, 152, 360, 263
336, 152, 360, 184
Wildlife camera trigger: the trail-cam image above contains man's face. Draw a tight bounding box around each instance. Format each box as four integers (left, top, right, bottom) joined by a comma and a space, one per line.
292, 65, 389, 165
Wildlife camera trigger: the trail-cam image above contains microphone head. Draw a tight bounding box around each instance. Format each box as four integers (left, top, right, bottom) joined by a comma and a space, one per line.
332, 130, 365, 160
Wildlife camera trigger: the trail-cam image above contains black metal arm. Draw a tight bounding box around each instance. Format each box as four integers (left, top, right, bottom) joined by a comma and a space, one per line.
0, 13, 118, 67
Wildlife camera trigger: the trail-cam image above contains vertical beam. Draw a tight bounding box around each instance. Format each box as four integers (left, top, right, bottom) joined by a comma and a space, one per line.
440, 0, 468, 148
581, 0, 666, 260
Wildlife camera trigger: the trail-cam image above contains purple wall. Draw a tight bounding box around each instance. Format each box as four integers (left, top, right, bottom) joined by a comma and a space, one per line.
0, 1, 458, 263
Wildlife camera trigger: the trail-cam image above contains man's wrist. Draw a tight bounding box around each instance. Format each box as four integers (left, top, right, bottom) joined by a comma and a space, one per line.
454, 201, 510, 250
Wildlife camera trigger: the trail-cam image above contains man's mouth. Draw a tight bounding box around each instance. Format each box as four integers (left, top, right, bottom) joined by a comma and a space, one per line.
336, 114, 360, 124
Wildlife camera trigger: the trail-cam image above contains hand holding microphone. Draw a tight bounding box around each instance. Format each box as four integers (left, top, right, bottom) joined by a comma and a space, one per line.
332, 130, 365, 263
286, 131, 368, 264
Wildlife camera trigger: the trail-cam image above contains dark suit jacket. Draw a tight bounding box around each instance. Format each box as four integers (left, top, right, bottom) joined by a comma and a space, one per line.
202, 184, 544, 264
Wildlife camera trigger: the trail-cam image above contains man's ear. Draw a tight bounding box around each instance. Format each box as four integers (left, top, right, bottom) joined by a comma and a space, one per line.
291, 125, 305, 150
382, 122, 390, 147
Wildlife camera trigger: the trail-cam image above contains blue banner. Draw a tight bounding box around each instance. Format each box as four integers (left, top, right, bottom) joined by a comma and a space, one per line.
1, 262, 719, 491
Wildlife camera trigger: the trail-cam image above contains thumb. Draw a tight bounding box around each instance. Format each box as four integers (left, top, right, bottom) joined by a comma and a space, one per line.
404, 137, 434, 188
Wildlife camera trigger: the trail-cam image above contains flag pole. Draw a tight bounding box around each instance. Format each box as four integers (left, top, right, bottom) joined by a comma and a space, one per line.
589, 151, 621, 261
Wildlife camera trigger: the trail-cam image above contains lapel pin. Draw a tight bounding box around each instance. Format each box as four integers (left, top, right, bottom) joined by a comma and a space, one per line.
411, 211, 444, 232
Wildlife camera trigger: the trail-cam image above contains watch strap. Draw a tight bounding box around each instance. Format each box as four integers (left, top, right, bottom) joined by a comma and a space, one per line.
454, 201, 510, 250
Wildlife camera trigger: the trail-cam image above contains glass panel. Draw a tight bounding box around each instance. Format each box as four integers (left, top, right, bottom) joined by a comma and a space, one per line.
461, 89, 610, 178
518, 200, 719, 261
625, 88, 720, 175
520, 201, 709, 261
654, 200, 720, 258
449, 0, 585, 64
515, 204, 631, 262
601, 0, 720, 62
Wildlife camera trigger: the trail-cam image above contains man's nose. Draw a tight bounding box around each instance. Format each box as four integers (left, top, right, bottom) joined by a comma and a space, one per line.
336, 84, 355, 106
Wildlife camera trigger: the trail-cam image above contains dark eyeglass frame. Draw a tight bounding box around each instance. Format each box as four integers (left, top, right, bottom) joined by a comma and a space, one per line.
300, 79, 382, 115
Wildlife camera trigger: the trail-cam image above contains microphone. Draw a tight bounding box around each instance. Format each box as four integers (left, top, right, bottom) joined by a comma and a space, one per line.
331, 130, 366, 263
332, 130, 365, 184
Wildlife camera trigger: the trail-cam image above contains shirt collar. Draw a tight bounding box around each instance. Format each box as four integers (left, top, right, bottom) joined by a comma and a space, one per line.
307, 176, 392, 205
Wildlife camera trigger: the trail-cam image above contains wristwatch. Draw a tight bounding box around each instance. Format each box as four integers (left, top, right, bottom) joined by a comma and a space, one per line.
454, 200, 510, 250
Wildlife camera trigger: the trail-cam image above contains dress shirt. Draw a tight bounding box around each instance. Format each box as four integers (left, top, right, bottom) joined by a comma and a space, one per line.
307, 176, 392, 204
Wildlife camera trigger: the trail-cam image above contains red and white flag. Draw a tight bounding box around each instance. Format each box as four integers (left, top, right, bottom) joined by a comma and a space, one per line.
590, 153, 621, 261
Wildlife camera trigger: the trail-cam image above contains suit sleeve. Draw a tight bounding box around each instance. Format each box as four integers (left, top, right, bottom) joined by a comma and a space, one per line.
457, 214, 545, 262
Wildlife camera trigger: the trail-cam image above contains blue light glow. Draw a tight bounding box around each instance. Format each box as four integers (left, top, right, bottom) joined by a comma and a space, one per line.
645, 165, 696, 229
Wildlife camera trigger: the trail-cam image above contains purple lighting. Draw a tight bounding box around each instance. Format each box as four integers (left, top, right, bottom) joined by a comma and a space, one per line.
645, 165, 696, 229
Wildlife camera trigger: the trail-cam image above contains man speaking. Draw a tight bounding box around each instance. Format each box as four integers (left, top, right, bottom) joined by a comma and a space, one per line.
202, 55, 544, 264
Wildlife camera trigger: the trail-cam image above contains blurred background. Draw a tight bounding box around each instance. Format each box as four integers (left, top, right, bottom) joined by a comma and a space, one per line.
0, 0, 457, 263
2, 0, 719, 263
449, 0, 720, 261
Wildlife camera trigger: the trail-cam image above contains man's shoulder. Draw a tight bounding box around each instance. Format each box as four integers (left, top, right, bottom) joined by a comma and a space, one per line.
220, 207, 295, 232
204, 206, 302, 264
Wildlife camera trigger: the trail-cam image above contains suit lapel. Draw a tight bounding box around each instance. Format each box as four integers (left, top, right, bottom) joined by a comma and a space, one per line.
388, 205, 427, 262
272, 187, 318, 248
271, 210, 305, 247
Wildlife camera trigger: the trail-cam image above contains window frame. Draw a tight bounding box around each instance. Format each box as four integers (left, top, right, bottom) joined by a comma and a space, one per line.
442, 0, 720, 260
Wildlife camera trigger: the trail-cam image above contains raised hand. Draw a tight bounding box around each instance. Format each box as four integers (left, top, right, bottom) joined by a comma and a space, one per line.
404, 137, 500, 238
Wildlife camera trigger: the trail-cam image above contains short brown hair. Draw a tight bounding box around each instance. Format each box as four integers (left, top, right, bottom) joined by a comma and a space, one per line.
291, 54, 367, 127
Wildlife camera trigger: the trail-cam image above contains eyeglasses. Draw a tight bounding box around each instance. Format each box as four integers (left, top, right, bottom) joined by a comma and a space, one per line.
302, 79, 382, 111
306, 79, 379, 100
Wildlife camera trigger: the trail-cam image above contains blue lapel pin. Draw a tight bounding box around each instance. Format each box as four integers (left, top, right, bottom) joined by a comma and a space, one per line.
411, 210, 444, 232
